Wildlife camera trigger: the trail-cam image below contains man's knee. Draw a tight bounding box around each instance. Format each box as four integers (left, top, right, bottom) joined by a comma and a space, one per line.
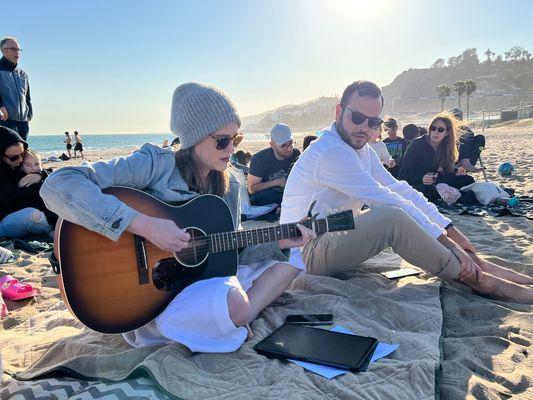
374, 205, 411, 224
227, 287, 251, 327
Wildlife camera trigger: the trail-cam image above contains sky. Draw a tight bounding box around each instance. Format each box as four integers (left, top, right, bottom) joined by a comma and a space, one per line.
2, 0, 532, 134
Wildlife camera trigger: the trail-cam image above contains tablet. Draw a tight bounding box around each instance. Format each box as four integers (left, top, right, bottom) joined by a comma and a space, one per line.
254, 324, 378, 372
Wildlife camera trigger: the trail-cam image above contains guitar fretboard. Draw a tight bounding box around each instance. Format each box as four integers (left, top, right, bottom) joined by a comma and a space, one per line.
208, 219, 328, 253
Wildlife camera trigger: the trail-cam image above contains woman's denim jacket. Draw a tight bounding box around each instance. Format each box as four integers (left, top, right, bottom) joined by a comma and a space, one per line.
40, 144, 288, 265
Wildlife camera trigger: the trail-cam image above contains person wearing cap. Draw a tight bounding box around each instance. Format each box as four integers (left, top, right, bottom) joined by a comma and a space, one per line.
382, 117, 407, 178
449, 107, 486, 173
41, 82, 315, 352
280, 80, 533, 304
247, 123, 300, 208
0, 37, 33, 140
0, 126, 52, 238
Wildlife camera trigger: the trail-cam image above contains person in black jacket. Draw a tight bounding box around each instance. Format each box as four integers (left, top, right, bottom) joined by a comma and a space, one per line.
0, 126, 53, 238
399, 112, 476, 204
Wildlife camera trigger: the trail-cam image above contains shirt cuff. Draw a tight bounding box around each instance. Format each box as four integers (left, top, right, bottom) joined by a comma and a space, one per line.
99, 203, 139, 241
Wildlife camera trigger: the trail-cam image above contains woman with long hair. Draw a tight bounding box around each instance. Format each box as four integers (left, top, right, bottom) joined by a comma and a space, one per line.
399, 112, 476, 204
41, 83, 315, 352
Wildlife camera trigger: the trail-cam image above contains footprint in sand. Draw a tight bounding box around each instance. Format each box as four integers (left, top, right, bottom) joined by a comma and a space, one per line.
18, 259, 33, 267
41, 275, 59, 289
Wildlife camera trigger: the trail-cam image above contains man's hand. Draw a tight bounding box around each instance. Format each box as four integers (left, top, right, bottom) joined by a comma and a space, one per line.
275, 176, 287, 188
278, 222, 316, 250
388, 159, 396, 168
450, 245, 482, 283
422, 173, 437, 185
0, 106, 8, 121
18, 173, 42, 187
447, 225, 476, 253
128, 214, 190, 253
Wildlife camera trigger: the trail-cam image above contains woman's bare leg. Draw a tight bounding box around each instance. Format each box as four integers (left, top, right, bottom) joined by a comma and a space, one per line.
246, 263, 299, 321
467, 252, 533, 285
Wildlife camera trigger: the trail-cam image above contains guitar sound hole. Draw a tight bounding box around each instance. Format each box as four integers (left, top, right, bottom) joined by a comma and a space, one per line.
152, 258, 203, 291
174, 227, 209, 267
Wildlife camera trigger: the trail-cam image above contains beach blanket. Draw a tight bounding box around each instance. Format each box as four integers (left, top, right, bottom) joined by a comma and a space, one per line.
436, 197, 533, 220
1, 251, 444, 399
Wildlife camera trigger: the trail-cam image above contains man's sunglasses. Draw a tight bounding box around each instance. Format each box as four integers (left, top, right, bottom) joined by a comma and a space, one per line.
211, 134, 242, 150
4, 151, 25, 162
341, 104, 383, 129
430, 126, 447, 133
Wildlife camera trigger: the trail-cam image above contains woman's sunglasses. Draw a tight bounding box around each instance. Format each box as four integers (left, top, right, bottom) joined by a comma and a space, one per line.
4, 151, 25, 162
341, 104, 383, 129
430, 126, 447, 133
211, 134, 242, 150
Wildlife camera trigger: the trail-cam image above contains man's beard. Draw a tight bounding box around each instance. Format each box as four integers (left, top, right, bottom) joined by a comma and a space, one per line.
335, 119, 368, 150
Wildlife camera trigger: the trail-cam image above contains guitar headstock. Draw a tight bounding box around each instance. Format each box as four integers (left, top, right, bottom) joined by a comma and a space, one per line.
326, 210, 355, 232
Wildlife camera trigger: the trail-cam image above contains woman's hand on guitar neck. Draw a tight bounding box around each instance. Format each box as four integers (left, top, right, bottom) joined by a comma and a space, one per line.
278, 223, 316, 250
127, 214, 190, 253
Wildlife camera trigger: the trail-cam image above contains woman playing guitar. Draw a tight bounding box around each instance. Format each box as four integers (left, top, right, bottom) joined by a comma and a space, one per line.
41, 83, 315, 353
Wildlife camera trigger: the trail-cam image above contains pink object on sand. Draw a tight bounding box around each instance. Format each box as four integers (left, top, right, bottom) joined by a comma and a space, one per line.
436, 183, 461, 205
0, 275, 40, 301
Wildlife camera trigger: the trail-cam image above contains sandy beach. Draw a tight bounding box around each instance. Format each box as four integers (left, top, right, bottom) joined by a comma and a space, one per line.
0, 122, 532, 398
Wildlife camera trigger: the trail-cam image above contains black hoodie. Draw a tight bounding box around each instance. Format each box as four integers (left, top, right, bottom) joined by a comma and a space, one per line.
0, 126, 55, 224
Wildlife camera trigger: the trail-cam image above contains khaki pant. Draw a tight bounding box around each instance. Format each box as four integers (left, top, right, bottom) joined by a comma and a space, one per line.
302, 205, 461, 282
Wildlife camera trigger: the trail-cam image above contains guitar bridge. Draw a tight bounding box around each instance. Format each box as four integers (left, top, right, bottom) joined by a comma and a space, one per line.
134, 235, 149, 285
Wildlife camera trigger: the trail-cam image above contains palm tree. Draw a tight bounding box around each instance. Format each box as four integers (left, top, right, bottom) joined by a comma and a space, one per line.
436, 84, 451, 111
454, 81, 466, 108
484, 48, 495, 63
465, 80, 476, 120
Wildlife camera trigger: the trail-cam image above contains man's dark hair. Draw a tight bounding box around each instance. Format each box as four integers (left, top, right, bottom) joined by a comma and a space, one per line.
340, 80, 383, 107
402, 123, 419, 143
302, 134, 318, 150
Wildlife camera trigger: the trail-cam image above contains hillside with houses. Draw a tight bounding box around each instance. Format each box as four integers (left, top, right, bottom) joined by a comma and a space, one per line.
243, 47, 533, 131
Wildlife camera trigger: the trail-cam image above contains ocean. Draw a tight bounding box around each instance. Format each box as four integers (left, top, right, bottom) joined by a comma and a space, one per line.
26, 133, 269, 155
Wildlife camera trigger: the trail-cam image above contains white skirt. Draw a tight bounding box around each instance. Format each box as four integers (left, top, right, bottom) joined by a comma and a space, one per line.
122, 258, 290, 352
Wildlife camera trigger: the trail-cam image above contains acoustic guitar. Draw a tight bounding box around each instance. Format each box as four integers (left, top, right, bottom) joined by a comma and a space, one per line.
54, 186, 355, 334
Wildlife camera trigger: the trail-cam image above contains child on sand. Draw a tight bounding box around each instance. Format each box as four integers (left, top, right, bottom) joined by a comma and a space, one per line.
73, 131, 84, 159
63, 131, 72, 158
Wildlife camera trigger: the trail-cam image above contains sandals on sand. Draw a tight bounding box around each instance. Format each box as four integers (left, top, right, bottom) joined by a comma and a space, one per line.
0, 275, 40, 301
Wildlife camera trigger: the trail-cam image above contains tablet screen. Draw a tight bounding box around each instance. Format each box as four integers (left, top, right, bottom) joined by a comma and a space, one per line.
254, 324, 378, 371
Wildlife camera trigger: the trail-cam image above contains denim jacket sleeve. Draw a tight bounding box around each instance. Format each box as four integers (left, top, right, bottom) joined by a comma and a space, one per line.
40, 144, 171, 241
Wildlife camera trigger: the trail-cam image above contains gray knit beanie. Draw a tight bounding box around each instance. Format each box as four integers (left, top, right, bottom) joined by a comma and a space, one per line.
170, 82, 242, 149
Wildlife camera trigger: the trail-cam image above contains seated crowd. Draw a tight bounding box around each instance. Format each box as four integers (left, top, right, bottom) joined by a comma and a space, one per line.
1, 80, 531, 355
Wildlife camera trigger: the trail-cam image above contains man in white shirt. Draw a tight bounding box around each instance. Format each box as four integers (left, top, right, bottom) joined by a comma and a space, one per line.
281, 80, 532, 303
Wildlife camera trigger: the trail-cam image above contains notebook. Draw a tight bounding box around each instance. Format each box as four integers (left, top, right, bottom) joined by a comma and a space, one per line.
254, 323, 378, 372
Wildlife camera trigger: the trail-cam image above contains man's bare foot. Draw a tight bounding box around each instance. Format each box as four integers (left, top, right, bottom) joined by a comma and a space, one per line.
469, 253, 533, 285
463, 271, 533, 304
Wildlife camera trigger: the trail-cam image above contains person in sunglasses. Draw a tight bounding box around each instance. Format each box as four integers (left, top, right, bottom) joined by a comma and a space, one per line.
398, 113, 477, 205
0, 37, 33, 141
247, 123, 300, 210
41, 82, 315, 352
281, 80, 533, 303
0, 126, 53, 238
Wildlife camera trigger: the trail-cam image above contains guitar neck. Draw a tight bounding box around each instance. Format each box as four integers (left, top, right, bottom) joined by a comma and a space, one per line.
208, 218, 328, 253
